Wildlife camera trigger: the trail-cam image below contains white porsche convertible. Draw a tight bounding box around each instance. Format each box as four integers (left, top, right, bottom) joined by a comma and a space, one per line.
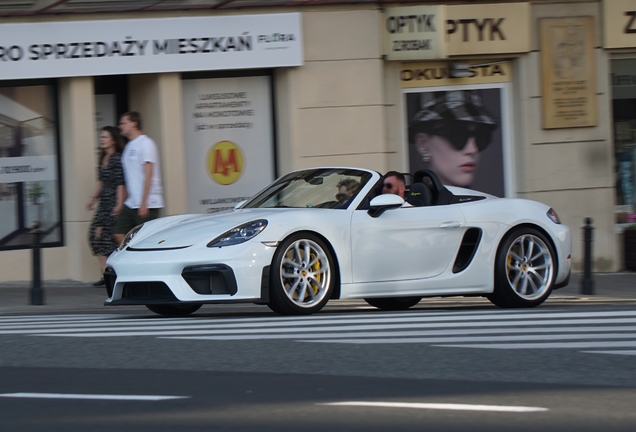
105, 167, 571, 316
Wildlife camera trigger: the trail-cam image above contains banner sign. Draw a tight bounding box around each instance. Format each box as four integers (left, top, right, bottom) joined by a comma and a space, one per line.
382, 3, 531, 61
382, 6, 446, 60
604, 0, 636, 49
0, 13, 303, 80
446, 3, 531, 56
400, 60, 511, 88
182, 76, 275, 214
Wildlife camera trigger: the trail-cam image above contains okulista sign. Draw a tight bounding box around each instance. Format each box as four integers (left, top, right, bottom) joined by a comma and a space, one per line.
399, 61, 511, 88
0, 14, 302, 79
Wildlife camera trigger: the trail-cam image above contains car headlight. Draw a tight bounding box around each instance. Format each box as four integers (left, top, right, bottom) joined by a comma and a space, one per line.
207, 220, 268, 248
119, 224, 144, 250
547, 208, 561, 224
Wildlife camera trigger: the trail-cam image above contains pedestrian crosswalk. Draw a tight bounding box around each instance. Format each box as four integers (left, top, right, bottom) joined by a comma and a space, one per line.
1, 309, 636, 355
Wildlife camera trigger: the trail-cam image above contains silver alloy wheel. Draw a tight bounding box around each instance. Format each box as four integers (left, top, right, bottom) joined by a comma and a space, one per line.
505, 234, 554, 300
279, 238, 331, 308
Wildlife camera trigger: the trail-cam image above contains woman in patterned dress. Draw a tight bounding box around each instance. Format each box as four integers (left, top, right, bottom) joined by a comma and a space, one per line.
86, 126, 126, 286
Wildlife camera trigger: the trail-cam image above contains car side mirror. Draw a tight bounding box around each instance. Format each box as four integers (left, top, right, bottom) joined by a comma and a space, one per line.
367, 194, 404, 218
234, 200, 247, 210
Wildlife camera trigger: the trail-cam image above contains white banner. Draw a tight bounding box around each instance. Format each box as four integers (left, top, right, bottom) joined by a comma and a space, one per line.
0, 13, 303, 80
182, 76, 275, 214
0, 155, 57, 183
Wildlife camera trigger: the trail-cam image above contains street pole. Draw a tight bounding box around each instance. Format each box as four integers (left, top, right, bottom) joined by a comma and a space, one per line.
580, 217, 594, 296
30, 221, 44, 305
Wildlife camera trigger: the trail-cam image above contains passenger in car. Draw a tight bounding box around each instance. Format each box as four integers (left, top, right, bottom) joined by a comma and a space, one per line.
335, 178, 360, 205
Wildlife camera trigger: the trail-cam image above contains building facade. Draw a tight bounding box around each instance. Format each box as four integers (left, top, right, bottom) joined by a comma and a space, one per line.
0, 0, 632, 282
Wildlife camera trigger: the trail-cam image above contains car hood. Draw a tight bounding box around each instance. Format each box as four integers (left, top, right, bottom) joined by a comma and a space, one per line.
128, 209, 281, 250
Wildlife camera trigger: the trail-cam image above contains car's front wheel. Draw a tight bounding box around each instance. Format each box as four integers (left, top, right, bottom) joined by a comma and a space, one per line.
488, 227, 556, 308
146, 304, 202, 316
268, 233, 335, 315
364, 297, 422, 311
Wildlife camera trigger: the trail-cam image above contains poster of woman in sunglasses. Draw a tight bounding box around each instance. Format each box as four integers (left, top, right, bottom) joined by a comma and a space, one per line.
406, 87, 505, 197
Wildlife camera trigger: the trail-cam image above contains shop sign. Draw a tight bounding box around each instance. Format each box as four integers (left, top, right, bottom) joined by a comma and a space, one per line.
382, 6, 446, 60
446, 3, 531, 56
0, 13, 302, 80
0, 156, 56, 183
604, 0, 636, 48
400, 60, 511, 88
540, 17, 597, 129
182, 76, 275, 214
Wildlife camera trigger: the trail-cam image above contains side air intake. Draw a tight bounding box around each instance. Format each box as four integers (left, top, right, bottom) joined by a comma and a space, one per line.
452, 228, 482, 273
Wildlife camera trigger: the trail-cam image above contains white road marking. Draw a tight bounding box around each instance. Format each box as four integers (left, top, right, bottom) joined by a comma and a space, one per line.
25, 317, 636, 337
0, 314, 118, 323
435, 341, 636, 349
3, 309, 636, 332
0, 392, 189, 401
303, 333, 636, 344
166, 326, 636, 341
320, 401, 548, 413
30, 318, 636, 337
4, 309, 636, 356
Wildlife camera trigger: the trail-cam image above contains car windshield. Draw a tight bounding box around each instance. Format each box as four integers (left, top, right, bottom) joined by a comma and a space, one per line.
242, 168, 373, 209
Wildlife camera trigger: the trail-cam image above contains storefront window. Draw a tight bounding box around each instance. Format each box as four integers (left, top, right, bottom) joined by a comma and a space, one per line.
0, 83, 62, 250
612, 59, 636, 224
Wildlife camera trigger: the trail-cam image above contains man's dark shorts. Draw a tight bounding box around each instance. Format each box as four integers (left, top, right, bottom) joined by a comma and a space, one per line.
114, 205, 160, 235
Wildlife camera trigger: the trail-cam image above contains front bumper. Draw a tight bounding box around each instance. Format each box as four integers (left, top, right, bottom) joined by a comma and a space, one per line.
104, 241, 276, 305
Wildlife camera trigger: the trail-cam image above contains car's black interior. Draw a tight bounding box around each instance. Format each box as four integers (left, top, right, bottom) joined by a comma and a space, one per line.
358, 169, 487, 212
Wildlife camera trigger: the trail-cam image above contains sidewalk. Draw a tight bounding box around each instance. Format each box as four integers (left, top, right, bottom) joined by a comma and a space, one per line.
0, 273, 634, 315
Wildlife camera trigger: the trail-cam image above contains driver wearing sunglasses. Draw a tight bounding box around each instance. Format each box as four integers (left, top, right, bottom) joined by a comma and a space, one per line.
408, 90, 497, 188
382, 171, 412, 207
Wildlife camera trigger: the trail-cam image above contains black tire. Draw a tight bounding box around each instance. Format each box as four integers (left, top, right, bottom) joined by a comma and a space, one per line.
146, 304, 202, 316
364, 297, 422, 311
268, 233, 336, 315
488, 227, 556, 308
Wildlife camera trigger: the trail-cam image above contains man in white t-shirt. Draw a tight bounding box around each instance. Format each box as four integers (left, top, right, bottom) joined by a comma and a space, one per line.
114, 111, 164, 244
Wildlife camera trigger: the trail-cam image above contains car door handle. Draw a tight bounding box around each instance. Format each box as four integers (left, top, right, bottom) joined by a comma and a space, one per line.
439, 221, 462, 229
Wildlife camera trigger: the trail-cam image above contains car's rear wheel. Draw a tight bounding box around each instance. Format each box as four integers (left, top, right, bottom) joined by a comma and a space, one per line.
146, 304, 202, 316
268, 233, 335, 315
488, 227, 556, 308
364, 297, 422, 311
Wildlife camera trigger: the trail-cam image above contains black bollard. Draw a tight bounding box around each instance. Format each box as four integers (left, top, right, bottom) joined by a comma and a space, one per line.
580, 217, 594, 295
30, 221, 44, 305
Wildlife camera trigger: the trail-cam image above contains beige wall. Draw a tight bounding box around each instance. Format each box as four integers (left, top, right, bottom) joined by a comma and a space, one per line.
276, 8, 392, 174
516, 2, 619, 271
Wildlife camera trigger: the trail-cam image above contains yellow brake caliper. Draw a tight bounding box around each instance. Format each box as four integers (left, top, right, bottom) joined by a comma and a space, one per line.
310, 252, 321, 296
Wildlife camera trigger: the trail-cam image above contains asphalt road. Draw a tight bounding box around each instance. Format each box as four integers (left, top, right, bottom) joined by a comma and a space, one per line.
1, 297, 636, 431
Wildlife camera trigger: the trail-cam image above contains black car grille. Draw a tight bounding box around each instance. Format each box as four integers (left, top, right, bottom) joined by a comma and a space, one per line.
182, 265, 238, 296
121, 282, 178, 301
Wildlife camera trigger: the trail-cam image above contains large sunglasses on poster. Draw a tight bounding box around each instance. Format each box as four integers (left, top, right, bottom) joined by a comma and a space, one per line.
425, 124, 494, 151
